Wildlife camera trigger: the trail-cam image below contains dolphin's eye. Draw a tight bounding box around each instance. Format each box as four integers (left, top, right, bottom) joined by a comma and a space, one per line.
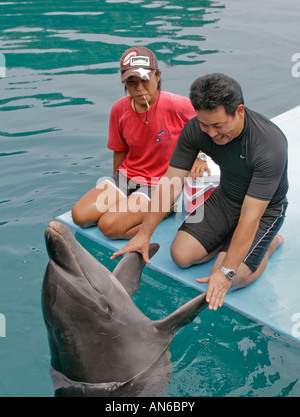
97, 296, 113, 321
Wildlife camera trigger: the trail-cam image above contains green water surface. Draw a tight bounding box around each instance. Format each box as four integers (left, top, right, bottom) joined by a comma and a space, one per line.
0, 0, 299, 397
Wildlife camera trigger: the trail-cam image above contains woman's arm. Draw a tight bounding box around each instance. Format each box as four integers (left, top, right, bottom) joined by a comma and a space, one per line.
113, 150, 128, 174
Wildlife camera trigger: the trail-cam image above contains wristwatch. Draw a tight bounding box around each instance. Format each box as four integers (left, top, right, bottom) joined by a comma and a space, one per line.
197, 152, 207, 162
218, 266, 236, 281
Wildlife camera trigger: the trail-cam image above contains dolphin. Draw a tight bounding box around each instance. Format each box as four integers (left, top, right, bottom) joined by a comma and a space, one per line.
42, 221, 207, 397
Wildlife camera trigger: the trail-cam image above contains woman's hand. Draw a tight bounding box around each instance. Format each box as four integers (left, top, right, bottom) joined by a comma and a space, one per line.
190, 158, 211, 181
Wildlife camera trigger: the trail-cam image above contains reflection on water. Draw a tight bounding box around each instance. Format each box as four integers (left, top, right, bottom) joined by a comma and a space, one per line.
0, 0, 222, 71
0, 0, 300, 397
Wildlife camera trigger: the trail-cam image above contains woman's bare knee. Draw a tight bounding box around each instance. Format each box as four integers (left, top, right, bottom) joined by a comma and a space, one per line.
98, 213, 118, 238
71, 183, 123, 228
71, 204, 93, 228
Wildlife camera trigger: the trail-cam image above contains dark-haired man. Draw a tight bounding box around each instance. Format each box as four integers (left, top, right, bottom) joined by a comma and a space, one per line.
112, 73, 288, 311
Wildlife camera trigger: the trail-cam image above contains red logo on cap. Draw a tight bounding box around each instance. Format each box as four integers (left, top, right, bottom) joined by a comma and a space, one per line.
123, 51, 137, 66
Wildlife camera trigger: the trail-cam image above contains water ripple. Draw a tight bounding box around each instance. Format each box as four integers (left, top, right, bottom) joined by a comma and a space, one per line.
0, 93, 94, 111
0, 151, 28, 157
0, 128, 61, 138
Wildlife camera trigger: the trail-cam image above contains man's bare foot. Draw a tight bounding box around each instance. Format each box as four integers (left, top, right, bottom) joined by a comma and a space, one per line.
268, 234, 284, 256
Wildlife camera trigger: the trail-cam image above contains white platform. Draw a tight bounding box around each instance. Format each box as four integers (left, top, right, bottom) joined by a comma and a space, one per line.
57, 106, 300, 344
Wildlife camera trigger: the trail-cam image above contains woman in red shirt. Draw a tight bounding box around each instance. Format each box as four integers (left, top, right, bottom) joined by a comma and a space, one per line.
72, 46, 207, 239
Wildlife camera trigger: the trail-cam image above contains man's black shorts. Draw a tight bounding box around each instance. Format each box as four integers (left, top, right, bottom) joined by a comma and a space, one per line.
179, 186, 287, 272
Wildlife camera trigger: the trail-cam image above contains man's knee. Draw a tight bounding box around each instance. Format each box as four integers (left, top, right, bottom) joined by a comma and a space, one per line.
170, 239, 198, 269
170, 231, 209, 268
170, 243, 190, 268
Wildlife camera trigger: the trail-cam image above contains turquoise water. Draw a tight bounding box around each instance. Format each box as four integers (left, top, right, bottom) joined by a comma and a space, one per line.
1, 0, 300, 397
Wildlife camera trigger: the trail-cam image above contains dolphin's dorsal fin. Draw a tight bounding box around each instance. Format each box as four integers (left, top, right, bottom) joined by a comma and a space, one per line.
153, 293, 208, 334
112, 243, 159, 296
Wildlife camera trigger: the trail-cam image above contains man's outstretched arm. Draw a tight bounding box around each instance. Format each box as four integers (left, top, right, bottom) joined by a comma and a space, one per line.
111, 166, 189, 262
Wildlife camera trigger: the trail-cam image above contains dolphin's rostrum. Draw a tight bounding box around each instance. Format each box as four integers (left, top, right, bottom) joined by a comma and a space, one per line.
42, 221, 207, 396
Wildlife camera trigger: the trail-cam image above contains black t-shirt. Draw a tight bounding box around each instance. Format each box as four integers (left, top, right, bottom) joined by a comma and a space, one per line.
170, 107, 288, 205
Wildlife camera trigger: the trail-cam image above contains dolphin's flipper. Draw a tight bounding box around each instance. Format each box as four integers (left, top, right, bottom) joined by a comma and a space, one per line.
153, 292, 208, 334
112, 243, 159, 296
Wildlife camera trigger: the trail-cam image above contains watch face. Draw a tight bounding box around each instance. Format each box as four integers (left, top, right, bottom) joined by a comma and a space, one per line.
199, 154, 207, 161
219, 266, 236, 280
227, 270, 236, 280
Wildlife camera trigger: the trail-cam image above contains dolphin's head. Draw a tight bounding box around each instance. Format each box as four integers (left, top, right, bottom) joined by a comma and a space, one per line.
42, 221, 207, 396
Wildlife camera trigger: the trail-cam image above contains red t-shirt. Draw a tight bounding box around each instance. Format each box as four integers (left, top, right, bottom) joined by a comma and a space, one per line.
107, 91, 196, 186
